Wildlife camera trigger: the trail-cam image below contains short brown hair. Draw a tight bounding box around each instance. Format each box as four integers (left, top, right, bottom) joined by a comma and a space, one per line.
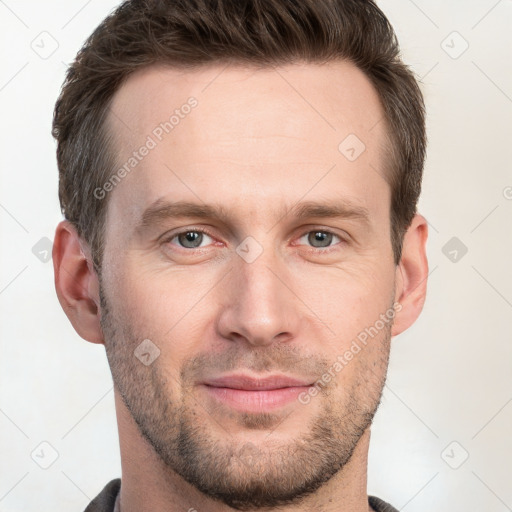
52, 0, 426, 270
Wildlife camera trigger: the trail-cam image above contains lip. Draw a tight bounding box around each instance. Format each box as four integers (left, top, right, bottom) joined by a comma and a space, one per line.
203, 374, 314, 391
201, 374, 314, 413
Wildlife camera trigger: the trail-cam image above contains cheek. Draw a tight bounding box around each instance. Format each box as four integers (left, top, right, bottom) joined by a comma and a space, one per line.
292, 263, 394, 391
105, 257, 216, 360
293, 260, 395, 340
103, 244, 395, 363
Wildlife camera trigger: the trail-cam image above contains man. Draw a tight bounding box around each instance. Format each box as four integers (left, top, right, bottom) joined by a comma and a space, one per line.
52, 0, 428, 510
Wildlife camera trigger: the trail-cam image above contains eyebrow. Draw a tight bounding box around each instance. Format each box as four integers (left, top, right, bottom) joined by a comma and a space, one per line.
135, 198, 371, 234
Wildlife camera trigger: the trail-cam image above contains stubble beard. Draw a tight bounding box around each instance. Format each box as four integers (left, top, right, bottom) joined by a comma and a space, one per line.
99, 282, 392, 510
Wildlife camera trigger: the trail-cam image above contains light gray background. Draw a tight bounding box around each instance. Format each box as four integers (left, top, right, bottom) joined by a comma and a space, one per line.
1, 1, 511, 510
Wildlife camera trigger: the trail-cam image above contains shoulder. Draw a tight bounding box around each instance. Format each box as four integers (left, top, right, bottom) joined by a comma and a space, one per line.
84, 478, 121, 512
368, 495, 399, 512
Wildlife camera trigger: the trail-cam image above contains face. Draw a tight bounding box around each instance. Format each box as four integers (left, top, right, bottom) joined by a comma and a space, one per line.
100, 61, 398, 509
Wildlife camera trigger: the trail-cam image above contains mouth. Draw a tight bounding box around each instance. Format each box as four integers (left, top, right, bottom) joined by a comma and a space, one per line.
201, 373, 315, 412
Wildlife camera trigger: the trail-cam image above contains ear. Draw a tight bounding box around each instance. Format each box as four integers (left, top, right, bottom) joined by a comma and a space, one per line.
391, 213, 429, 337
52, 220, 104, 344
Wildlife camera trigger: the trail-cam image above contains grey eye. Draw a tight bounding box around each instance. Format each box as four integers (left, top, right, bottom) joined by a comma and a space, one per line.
296, 230, 342, 249
175, 231, 208, 248
306, 231, 338, 248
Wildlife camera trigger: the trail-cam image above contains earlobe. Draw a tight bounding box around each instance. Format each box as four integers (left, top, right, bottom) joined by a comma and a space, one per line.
391, 214, 429, 337
52, 220, 105, 344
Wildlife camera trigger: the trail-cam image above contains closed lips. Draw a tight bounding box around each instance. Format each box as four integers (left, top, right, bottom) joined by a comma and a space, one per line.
202, 374, 314, 390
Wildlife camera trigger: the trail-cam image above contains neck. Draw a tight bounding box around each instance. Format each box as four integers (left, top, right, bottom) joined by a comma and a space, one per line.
114, 389, 373, 512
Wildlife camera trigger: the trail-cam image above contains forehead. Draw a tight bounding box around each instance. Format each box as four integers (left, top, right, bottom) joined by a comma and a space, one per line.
105, 61, 390, 232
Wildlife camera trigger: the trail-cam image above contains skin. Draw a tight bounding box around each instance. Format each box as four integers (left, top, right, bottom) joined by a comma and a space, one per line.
53, 61, 428, 512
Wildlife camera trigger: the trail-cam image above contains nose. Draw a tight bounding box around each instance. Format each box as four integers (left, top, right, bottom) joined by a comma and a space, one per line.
215, 247, 302, 347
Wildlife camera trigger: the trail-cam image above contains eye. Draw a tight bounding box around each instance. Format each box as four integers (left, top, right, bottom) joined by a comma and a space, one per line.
166, 229, 214, 249
297, 230, 343, 249
162, 228, 345, 253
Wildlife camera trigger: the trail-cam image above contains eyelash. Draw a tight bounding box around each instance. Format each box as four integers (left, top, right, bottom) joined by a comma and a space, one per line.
162, 227, 346, 253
